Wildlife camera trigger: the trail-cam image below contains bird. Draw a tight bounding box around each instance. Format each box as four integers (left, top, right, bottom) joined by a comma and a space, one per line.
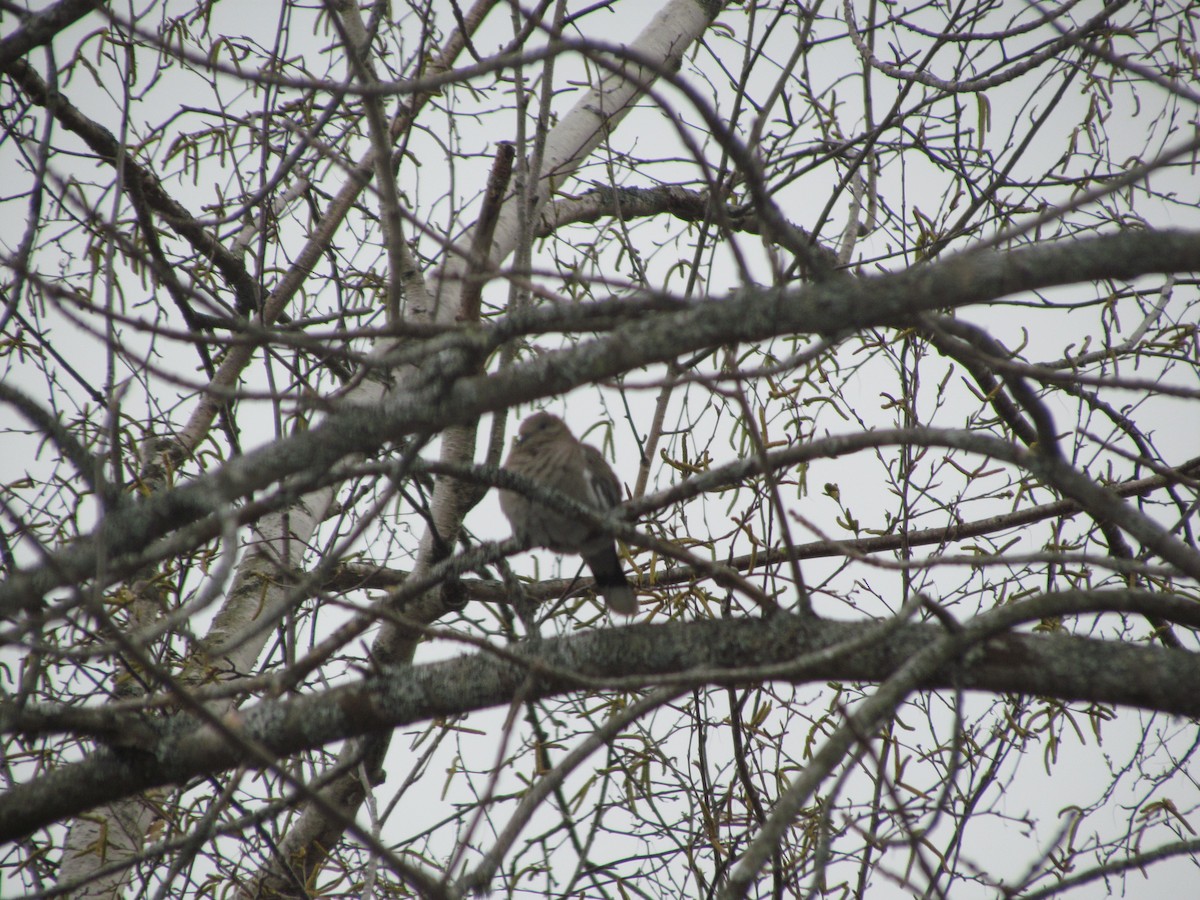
500, 411, 637, 615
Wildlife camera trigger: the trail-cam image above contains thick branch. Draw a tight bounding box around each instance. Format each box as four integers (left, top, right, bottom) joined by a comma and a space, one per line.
3, 228, 1199, 614
0, 0, 103, 69
3, 590, 1199, 842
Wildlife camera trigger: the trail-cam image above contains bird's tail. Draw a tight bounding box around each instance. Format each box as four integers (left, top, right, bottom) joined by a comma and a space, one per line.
585, 545, 637, 615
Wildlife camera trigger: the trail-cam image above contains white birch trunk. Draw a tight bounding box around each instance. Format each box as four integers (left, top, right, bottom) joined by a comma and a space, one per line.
57, 1, 722, 895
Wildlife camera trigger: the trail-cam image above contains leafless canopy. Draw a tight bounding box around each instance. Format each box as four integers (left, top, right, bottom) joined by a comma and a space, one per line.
2, 1, 1199, 898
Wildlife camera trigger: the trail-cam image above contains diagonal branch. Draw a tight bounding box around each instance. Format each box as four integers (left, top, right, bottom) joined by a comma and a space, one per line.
0, 0, 104, 69
4, 228, 1200, 616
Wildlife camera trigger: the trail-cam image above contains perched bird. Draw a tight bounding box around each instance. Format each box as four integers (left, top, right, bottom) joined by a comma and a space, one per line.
500, 412, 637, 615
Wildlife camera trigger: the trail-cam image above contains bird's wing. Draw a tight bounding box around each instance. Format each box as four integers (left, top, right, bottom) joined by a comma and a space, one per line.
581, 444, 622, 510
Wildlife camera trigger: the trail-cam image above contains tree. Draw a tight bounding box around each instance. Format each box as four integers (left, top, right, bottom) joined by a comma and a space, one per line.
2, 0, 1199, 897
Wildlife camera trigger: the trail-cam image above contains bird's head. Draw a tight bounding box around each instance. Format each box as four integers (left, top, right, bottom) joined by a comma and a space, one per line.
515, 411, 571, 445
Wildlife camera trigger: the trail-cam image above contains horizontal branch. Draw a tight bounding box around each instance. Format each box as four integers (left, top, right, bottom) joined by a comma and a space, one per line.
3, 589, 1200, 842
331, 452, 1200, 598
